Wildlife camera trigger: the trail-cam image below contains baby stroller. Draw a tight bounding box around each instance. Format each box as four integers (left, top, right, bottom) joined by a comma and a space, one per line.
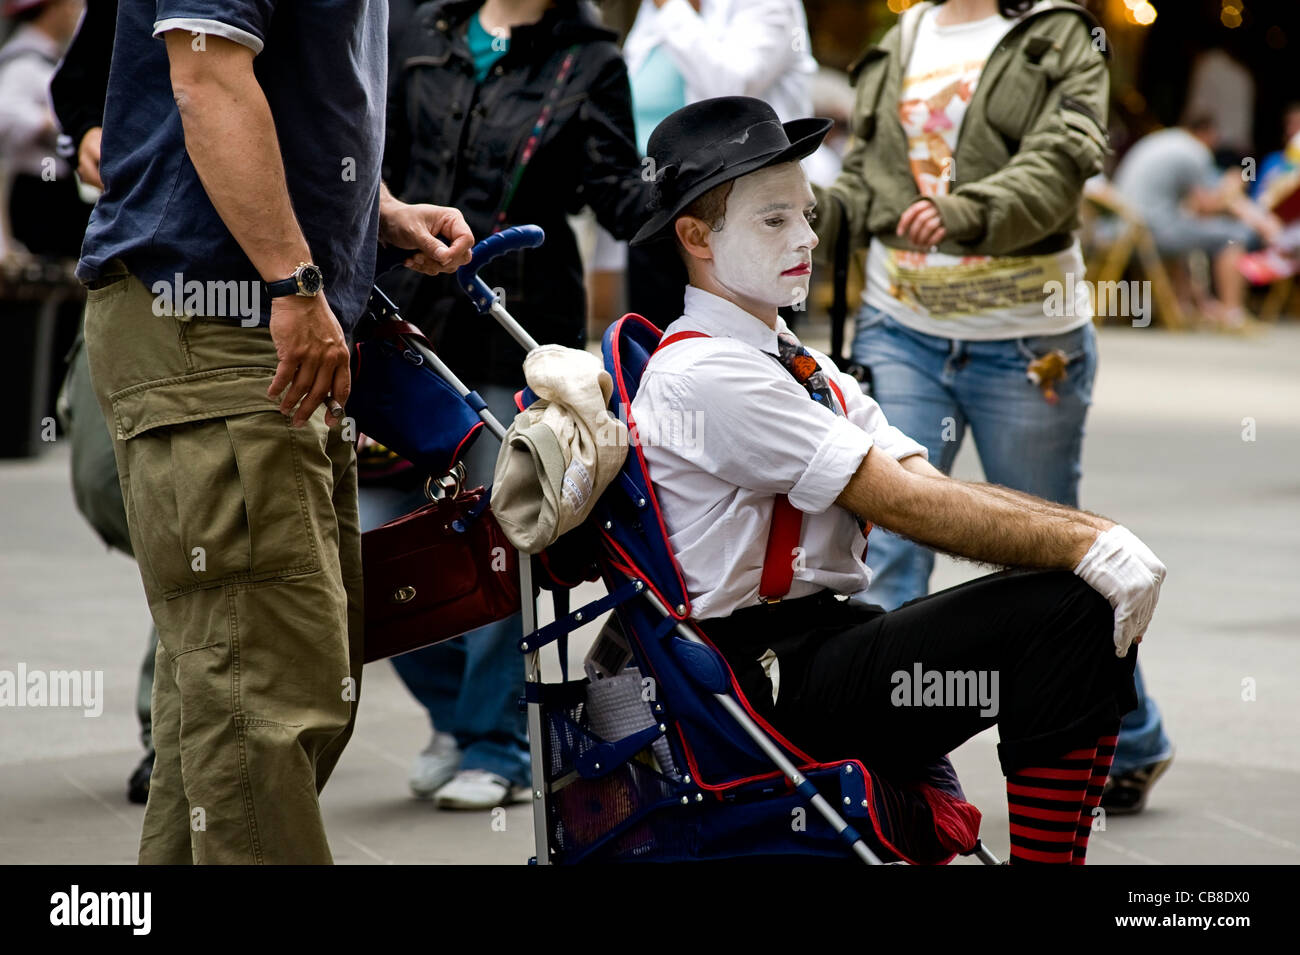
372, 226, 1002, 865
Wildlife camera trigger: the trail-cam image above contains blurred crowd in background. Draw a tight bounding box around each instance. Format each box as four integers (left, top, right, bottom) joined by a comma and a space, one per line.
6, 1, 1299, 458
1, 0, 1296, 820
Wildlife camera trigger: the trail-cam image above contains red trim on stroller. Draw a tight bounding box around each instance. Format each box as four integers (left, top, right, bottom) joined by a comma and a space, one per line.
609, 314, 694, 618
450, 421, 485, 470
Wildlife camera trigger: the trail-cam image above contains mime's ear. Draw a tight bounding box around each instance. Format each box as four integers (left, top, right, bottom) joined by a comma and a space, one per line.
674, 215, 714, 264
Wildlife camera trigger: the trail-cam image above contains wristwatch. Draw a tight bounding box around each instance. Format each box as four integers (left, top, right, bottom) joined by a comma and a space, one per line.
266, 262, 324, 298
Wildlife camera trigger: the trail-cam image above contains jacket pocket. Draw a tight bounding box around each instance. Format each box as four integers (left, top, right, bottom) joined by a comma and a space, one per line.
110, 373, 320, 599
984, 53, 1050, 144
1060, 95, 1109, 178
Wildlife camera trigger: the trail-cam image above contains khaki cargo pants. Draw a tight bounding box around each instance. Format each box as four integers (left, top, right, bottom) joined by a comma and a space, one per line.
82, 262, 364, 864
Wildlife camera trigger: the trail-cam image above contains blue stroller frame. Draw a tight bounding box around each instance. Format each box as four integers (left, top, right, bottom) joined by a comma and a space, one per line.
385, 226, 1001, 865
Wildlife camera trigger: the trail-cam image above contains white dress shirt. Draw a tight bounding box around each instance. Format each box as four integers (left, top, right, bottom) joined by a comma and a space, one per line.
623, 0, 817, 126
631, 287, 928, 619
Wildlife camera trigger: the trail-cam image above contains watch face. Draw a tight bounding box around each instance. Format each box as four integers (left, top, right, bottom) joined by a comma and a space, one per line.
298, 265, 323, 295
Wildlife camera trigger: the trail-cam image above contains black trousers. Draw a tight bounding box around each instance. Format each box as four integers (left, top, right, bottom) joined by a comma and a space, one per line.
701, 570, 1138, 775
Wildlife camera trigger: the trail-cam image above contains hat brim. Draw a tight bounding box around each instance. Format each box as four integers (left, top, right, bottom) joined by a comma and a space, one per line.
630, 117, 833, 248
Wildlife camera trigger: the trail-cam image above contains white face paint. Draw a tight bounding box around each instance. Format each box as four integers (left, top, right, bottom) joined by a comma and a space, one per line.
708, 162, 818, 311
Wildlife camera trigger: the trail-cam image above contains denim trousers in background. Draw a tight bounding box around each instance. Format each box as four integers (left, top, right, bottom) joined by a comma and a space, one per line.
357, 383, 530, 789
850, 303, 1172, 774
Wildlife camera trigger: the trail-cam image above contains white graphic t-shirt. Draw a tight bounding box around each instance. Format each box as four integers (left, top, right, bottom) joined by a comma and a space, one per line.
864, 5, 1092, 340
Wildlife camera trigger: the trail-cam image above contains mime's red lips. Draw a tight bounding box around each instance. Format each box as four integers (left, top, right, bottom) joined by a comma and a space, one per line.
781, 263, 811, 276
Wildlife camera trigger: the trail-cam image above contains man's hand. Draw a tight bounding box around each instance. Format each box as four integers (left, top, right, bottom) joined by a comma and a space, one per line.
1072, 526, 1167, 658
378, 194, 474, 275
77, 127, 103, 189
897, 199, 946, 249
267, 294, 351, 428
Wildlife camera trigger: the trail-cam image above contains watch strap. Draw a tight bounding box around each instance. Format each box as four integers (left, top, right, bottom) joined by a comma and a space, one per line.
266, 275, 300, 297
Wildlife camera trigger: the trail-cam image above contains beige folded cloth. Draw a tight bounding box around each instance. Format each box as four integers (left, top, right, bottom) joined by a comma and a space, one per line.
491, 345, 628, 553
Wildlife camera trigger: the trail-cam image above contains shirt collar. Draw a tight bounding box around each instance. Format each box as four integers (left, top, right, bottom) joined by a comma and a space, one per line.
681, 285, 790, 357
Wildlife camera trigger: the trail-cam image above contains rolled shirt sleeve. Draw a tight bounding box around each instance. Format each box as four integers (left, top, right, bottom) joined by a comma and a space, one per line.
645, 344, 873, 516
153, 0, 277, 54
826, 362, 928, 463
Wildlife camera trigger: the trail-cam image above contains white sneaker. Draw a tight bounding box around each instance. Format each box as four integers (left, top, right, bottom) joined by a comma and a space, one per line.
409, 732, 461, 799
433, 769, 527, 810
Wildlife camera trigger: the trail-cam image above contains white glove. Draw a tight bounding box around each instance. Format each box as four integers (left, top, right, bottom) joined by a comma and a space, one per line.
1072, 525, 1167, 658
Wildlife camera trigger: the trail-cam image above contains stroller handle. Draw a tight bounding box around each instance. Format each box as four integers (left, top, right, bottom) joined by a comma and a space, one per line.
456, 225, 546, 314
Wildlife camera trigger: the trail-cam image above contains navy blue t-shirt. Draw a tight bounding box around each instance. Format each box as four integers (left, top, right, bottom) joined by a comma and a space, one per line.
77, 0, 387, 334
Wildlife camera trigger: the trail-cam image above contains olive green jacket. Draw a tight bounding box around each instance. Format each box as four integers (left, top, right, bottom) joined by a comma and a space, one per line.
816, 0, 1110, 259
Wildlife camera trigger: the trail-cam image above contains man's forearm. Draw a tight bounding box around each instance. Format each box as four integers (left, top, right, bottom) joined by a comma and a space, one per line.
837, 447, 1111, 571
166, 33, 311, 282
970, 480, 1112, 531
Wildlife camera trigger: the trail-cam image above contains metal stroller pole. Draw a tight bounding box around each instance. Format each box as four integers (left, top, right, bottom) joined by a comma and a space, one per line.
489, 300, 541, 354
451, 226, 551, 865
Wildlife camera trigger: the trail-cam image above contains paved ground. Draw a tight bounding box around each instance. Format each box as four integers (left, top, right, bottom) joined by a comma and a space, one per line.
2, 321, 1298, 865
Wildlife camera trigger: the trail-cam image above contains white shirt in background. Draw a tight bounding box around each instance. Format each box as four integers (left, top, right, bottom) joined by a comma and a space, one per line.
625, 0, 818, 125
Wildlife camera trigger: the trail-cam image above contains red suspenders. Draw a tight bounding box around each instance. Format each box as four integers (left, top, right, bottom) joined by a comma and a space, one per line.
652, 330, 849, 603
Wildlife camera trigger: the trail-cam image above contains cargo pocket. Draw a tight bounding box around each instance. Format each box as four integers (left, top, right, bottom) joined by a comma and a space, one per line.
110, 370, 319, 599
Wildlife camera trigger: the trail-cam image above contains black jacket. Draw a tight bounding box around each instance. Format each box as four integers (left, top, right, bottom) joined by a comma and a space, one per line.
381, 0, 650, 385
48, 0, 116, 155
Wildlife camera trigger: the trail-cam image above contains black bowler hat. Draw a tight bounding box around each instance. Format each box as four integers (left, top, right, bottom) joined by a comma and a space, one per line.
630, 97, 832, 247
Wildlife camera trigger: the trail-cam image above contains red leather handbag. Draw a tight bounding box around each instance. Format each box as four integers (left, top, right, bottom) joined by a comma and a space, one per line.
361, 478, 521, 663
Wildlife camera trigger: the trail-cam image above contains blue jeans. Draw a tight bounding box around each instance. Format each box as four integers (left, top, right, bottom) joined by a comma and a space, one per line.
1111, 662, 1174, 775
358, 384, 530, 788
851, 304, 1170, 768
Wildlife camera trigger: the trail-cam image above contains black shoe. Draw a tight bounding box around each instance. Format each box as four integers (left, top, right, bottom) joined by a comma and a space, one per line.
128, 749, 155, 804
1101, 751, 1174, 816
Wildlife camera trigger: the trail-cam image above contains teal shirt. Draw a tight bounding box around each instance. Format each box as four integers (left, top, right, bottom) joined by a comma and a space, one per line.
631, 46, 687, 155
467, 13, 509, 83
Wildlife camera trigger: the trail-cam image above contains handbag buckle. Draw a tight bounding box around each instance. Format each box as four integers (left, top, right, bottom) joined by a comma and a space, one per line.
423, 461, 468, 502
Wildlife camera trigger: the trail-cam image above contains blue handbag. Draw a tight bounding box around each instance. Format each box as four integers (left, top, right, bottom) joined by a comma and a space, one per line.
347, 287, 485, 478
